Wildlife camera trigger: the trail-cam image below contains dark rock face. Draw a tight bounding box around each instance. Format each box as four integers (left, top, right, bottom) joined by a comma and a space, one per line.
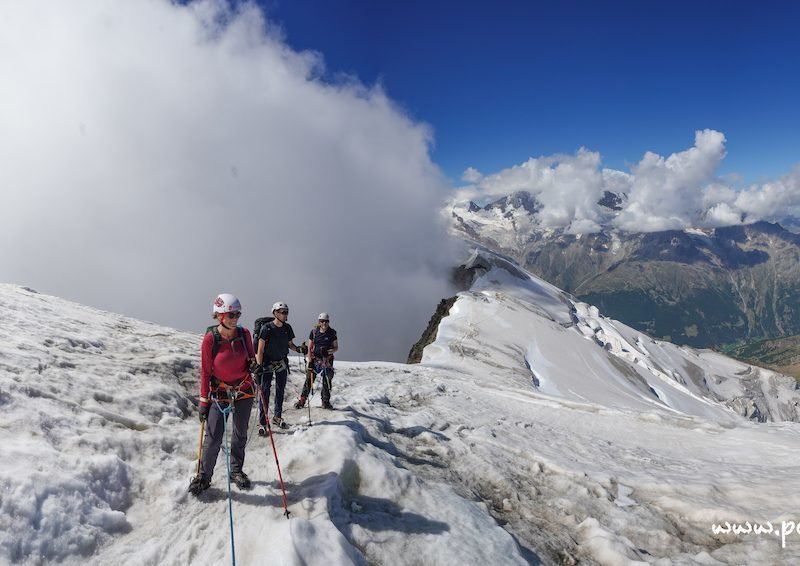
408, 254, 500, 363
630, 229, 770, 267
407, 297, 457, 364
483, 191, 543, 217
598, 190, 625, 211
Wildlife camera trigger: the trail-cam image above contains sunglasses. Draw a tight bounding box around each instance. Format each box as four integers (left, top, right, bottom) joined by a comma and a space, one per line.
225, 312, 242, 319
278, 310, 289, 315
318, 320, 329, 324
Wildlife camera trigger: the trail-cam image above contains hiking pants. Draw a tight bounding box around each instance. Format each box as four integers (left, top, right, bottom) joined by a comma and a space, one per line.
259, 364, 288, 423
301, 363, 335, 403
200, 396, 253, 479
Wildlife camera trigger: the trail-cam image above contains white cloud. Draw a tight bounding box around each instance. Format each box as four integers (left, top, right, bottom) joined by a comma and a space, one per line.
455, 149, 606, 233
704, 202, 744, 226
534, 149, 605, 232
457, 129, 800, 234
732, 166, 800, 221
0, 0, 455, 362
461, 166, 482, 183
615, 129, 727, 231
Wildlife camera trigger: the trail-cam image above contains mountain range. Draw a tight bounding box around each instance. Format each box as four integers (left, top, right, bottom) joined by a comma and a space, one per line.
451, 191, 800, 364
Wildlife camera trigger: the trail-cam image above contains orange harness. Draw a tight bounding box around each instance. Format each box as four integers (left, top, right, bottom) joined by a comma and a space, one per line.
210, 375, 257, 403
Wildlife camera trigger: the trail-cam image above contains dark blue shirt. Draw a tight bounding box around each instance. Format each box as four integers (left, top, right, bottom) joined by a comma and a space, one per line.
259, 321, 295, 362
310, 326, 337, 359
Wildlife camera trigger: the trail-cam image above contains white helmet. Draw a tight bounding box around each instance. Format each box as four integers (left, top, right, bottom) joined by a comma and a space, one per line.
318, 312, 330, 321
213, 293, 241, 314
272, 301, 289, 312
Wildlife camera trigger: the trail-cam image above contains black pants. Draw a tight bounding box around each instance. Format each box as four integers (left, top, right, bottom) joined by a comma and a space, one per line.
258, 363, 288, 423
301, 363, 334, 403
200, 396, 253, 480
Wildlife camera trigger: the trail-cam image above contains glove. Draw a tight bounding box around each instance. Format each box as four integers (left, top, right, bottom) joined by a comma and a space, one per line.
248, 359, 259, 374
253, 365, 263, 385
199, 404, 209, 422
298, 343, 308, 355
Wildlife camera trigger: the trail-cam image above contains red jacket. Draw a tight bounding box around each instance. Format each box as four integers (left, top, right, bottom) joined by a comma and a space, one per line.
200, 327, 254, 406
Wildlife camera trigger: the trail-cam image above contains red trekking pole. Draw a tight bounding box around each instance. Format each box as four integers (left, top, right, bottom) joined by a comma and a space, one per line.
255, 381, 291, 519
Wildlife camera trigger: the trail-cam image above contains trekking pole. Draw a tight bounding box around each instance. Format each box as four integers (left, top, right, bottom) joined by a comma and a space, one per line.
323, 362, 330, 403
304, 358, 314, 425
213, 396, 237, 565
195, 418, 206, 477
307, 369, 313, 424
255, 384, 291, 519
321, 357, 332, 407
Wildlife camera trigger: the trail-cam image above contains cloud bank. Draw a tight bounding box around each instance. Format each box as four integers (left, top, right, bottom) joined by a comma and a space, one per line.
455, 129, 800, 233
0, 0, 456, 362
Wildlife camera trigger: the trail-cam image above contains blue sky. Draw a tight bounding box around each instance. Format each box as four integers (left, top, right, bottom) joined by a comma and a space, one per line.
259, 0, 800, 186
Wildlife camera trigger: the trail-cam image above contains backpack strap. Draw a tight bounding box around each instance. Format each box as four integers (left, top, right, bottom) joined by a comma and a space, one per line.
206, 325, 222, 360
208, 325, 250, 360
261, 321, 274, 356
245, 328, 255, 360
309, 326, 320, 358
233, 326, 248, 356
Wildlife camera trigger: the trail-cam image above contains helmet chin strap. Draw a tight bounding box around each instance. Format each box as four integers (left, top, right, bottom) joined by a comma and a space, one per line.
220, 316, 236, 331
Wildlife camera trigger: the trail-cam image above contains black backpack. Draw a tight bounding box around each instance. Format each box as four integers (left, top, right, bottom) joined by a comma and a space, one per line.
253, 316, 275, 347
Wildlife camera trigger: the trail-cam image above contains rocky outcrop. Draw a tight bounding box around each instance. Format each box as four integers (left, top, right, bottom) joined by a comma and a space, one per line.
408, 250, 536, 364
407, 297, 457, 364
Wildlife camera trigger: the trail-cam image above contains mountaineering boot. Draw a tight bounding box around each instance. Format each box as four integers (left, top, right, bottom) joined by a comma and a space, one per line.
230, 471, 251, 489
257, 425, 267, 437
322, 400, 333, 410
272, 415, 289, 429
294, 396, 306, 409
188, 474, 211, 496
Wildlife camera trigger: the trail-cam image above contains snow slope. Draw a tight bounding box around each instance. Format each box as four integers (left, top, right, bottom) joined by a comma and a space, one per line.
1, 276, 800, 565
427, 251, 800, 423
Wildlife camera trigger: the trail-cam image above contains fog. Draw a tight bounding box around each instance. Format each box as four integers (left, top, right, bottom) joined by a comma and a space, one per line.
0, 0, 457, 362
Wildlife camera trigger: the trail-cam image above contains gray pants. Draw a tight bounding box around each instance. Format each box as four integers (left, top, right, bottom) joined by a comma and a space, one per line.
200, 396, 253, 480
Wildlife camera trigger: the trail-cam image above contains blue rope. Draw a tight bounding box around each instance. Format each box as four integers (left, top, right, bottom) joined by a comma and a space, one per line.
213, 398, 236, 566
